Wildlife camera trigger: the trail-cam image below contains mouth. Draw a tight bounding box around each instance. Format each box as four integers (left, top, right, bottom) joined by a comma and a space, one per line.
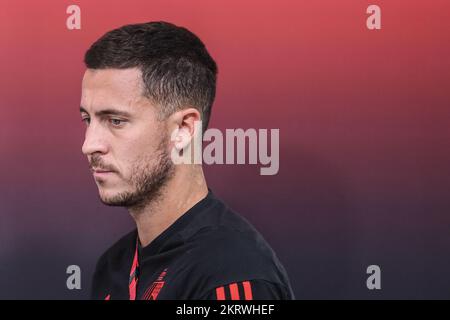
91, 168, 115, 179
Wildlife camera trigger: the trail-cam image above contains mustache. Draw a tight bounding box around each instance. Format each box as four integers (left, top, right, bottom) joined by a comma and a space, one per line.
89, 155, 117, 172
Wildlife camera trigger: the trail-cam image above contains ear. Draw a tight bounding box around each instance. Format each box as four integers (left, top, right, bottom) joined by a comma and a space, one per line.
168, 107, 203, 151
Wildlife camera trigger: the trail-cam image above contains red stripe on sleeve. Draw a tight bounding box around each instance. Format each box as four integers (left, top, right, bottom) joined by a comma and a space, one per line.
215, 286, 225, 300
242, 281, 253, 300
229, 283, 240, 300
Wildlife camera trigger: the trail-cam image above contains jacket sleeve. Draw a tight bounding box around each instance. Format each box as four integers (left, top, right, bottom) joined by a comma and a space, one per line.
197, 279, 293, 300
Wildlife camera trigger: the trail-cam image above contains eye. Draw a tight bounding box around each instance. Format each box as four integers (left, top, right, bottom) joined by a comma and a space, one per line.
81, 117, 90, 125
109, 118, 126, 127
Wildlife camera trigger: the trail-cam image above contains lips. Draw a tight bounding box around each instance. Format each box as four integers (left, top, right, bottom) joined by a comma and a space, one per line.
92, 169, 113, 173
90, 167, 116, 180
90, 166, 114, 173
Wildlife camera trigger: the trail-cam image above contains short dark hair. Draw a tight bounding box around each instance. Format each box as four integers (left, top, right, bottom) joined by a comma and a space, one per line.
84, 21, 218, 131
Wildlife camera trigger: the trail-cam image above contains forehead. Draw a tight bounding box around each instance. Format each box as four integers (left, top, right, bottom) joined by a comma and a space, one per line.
81, 68, 145, 110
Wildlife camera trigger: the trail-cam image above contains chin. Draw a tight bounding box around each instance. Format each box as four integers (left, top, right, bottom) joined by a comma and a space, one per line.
98, 184, 138, 207
98, 187, 123, 204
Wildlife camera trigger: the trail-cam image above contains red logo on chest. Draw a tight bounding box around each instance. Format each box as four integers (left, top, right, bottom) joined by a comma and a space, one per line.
142, 268, 168, 300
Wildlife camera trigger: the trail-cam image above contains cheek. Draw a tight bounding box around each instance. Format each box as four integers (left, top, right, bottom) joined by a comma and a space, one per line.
113, 121, 166, 171
117, 139, 161, 175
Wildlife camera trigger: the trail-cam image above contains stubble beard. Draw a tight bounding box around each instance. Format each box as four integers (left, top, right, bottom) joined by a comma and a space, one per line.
99, 136, 175, 211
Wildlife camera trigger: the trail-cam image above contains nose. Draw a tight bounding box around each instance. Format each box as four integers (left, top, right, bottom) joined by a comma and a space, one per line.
82, 124, 109, 156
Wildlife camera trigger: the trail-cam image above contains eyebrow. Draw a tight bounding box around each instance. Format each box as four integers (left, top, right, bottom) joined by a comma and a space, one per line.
80, 106, 132, 118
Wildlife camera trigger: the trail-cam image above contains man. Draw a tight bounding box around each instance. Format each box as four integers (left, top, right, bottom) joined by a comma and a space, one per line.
81, 21, 294, 300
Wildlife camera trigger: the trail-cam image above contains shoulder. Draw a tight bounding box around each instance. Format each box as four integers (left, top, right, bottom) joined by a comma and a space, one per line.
91, 229, 136, 299
93, 230, 137, 283
94, 229, 137, 271
175, 193, 295, 299
179, 221, 293, 299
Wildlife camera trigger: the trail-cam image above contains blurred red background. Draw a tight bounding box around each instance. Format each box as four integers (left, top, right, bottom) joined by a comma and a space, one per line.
0, 0, 449, 298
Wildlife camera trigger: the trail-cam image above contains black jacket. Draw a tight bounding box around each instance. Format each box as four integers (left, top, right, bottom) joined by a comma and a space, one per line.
91, 189, 295, 300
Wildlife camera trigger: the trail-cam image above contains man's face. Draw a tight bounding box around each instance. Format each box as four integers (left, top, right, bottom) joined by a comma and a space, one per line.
80, 68, 174, 208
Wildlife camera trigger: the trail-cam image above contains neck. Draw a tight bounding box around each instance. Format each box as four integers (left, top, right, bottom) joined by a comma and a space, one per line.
128, 165, 208, 248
